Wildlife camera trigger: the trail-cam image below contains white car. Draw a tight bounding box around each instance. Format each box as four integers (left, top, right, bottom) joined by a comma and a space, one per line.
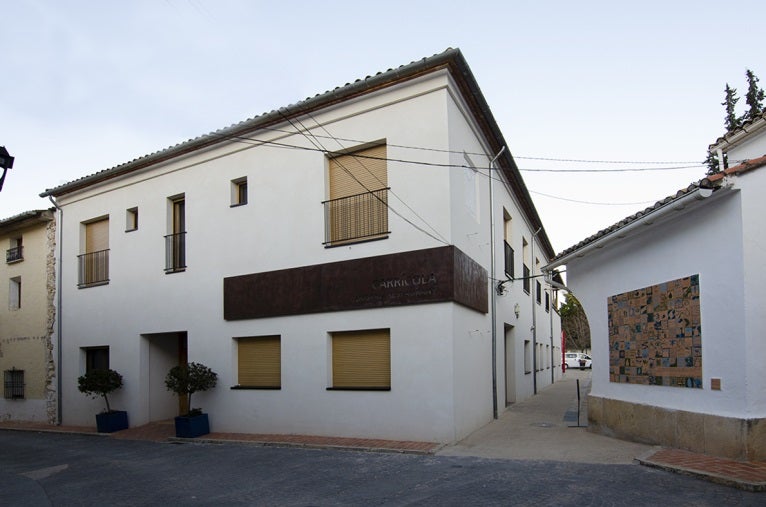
564, 352, 592, 369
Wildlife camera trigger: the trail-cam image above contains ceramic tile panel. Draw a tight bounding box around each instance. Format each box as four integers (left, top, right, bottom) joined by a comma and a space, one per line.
607, 274, 702, 388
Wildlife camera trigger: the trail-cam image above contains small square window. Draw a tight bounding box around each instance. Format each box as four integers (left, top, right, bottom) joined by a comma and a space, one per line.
126, 207, 138, 232
231, 178, 248, 207
84, 347, 109, 373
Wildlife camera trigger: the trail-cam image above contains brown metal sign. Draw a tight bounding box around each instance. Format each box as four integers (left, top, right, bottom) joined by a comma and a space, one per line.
224, 246, 487, 320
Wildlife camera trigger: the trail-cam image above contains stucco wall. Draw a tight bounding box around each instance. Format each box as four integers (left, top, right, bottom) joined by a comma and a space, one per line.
0, 216, 56, 423
568, 189, 754, 419
55, 71, 559, 441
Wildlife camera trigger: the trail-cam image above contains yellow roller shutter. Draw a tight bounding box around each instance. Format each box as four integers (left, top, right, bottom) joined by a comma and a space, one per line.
332, 329, 390, 389
238, 336, 281, 388
86, 218, 109, 253
329, 145, 387, 200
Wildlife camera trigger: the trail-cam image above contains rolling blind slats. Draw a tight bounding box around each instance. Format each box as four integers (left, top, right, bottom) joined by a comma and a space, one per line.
86, 219, 109, 253
238, 336, 281, 387
332, 329, 390, 388
329, 145, 387, 200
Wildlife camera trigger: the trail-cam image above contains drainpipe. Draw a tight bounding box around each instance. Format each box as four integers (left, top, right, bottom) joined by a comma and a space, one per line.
531, 227, 541, 395
48, 195, 63, 425
550, 288, 554, 384
489, 146, 505, 420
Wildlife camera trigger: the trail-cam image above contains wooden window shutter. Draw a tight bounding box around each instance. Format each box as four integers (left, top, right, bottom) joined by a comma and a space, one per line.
332, 329, 390, 389
238, 336, 281, 387
86, 219, 109, 253
329, 145, 387, 200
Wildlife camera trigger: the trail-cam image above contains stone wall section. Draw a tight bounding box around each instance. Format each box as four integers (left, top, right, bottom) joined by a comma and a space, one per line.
44, 216, 57, 424
588, 395, 766, 461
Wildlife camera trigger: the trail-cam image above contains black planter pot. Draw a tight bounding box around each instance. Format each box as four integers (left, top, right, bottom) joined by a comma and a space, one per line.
174, 413, 210, 438
95, 410, 129, 433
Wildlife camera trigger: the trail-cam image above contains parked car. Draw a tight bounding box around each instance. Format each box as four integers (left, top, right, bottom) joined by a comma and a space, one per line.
564, 352, 592, 369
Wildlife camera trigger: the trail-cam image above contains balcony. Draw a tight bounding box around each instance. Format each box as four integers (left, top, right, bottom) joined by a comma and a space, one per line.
6, 246, 23, 263
504, 241, 514, 279
322, 188, 389, 246
78, 249, 109, 288
165, 232, 186, 273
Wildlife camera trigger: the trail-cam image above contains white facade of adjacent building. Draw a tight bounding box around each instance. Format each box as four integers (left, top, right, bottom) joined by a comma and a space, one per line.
44, 49, 561, 442
547, 123, 766, 460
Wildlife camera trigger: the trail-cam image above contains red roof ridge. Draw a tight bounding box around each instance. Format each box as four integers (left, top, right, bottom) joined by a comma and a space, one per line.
706, 153, 766, 182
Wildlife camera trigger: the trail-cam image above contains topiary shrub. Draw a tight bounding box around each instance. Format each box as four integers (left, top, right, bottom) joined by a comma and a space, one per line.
165, 362, 218, 416
77, 368, 123, 413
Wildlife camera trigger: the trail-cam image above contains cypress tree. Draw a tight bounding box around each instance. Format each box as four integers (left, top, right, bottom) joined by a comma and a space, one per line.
743, 69, 765, 122
722, 84, 741, 131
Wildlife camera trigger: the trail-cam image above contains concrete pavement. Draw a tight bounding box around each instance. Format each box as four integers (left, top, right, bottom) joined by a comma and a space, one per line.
439, 368, 652, 464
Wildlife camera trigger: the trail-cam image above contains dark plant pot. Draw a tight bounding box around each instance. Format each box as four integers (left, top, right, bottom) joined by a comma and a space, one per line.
95, 410, 129, 433
174, 413, 210, 438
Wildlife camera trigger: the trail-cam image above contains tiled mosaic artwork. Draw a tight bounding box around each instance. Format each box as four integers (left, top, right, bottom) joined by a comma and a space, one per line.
607, 274, 702, 388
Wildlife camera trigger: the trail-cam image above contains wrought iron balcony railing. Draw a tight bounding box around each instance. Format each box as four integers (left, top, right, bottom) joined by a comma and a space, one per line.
6, 246, 23, 263
322, 188, 389, 246
165, 232, 186, 273
77, 249, 109, 287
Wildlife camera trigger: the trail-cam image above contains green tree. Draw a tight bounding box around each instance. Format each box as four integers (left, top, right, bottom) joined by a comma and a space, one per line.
165, 362, 218, 416
704, 150, 727, 175
559, 293, 590, 352
742, 69, 765, 122
722, 83, 741, 131
77, 369, 123, 413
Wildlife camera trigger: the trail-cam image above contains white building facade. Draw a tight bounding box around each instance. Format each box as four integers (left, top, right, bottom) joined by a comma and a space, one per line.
547, 147, 766, 459
43, 49, 561, 442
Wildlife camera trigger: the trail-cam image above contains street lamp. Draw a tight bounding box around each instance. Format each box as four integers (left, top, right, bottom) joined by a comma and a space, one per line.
0, 146, 15, 192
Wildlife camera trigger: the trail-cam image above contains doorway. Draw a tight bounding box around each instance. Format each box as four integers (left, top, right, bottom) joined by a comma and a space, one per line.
504, 324, 516, 406
142, 331, 187, 421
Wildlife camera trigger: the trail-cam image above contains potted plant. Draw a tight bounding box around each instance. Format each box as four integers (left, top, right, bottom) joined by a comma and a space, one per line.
77, 368, 128, 433
165, 362, 218, 438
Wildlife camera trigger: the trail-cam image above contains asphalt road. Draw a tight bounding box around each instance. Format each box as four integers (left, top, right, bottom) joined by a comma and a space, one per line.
1, 431, 761, 506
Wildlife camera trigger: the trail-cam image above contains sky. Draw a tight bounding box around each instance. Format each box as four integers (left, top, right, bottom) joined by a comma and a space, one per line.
1, 0, 764, 253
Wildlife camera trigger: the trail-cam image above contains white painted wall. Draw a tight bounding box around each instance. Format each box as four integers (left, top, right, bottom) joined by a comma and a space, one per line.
728, 132, 766, 163
737, 168, 766, 415
566, 189, 756, 418
55, 70, 560, 441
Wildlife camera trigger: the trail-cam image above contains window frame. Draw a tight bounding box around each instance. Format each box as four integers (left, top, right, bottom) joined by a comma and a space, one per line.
84, 347, 110, 374
9, 276, 20, 310
328, 328, 391, 391
232, 335, 281, 390
231, 177, 248, 207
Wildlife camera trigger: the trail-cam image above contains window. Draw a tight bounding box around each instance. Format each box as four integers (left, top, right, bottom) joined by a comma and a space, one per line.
524, 340, 531, 374
522, 237, 530, 294
536, 281, 542, 304
545, 292, 550, 313
9, 276, 20, 310
235, 336, 281, 388
6, 236, 22, 263
503, 211, 513, 279
84, 347, 109, 373
231, 177, 248, 206
165, 195, 186, 273
3, 369, 24, 399
330, 329, 390, 390
78, 217, 109, 287
126, 207, 138, 232
323, 144, 389, 246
